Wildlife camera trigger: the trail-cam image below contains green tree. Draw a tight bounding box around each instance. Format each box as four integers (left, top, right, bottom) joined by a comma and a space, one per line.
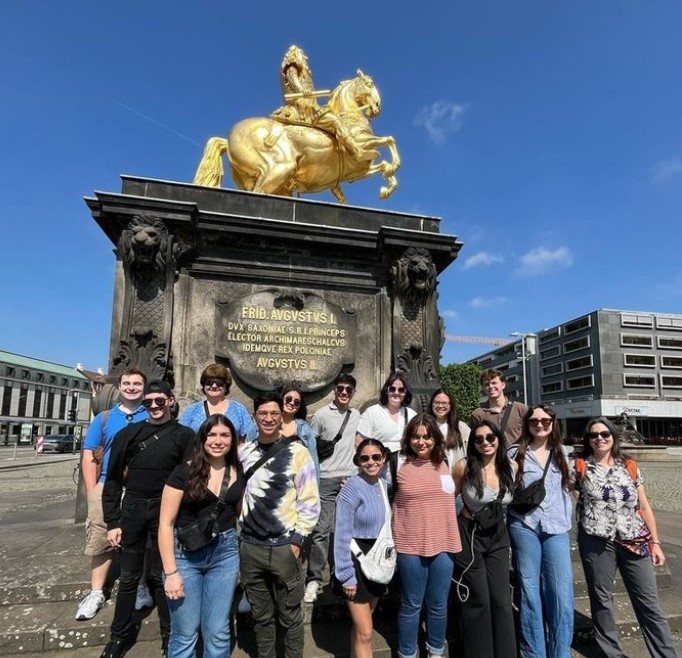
438, 363, 481, 422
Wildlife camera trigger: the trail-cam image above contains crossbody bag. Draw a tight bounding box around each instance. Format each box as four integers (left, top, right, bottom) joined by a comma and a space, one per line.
316, 410, 352, 461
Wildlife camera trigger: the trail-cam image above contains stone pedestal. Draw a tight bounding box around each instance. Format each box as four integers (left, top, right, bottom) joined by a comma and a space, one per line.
85, 177, 462, 412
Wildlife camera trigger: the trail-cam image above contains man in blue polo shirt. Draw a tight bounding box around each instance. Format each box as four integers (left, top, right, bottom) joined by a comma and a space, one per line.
75, 368, 148, 621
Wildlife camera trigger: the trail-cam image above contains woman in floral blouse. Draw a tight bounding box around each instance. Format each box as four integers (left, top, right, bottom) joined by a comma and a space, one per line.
575, 417, 677, 658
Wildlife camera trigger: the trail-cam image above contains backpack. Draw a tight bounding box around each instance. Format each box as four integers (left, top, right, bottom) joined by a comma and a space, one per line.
574, 455, 637, 484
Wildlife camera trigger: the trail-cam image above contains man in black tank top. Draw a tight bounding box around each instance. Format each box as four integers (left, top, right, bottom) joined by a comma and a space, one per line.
100, 380, 194, 658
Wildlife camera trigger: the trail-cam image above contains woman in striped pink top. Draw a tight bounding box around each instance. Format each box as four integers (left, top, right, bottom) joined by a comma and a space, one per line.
391, 413, 462, 658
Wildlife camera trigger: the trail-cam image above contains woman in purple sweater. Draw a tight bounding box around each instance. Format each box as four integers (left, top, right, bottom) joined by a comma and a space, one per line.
334, 439, 390, 658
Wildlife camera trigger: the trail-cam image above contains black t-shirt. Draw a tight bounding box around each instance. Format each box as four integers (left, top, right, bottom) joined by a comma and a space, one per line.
166, 462, 245, 534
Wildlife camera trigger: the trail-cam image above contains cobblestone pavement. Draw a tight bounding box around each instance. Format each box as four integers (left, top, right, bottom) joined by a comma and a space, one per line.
638, 461, 682, 513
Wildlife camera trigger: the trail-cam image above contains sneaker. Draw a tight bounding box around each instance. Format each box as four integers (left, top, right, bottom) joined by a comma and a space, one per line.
75, 590, 106, 621
303, 580, 321, 603
135, 582, 154, 610
99, 639, 128, 658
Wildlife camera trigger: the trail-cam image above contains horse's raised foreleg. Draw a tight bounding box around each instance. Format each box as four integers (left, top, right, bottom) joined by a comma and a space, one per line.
359, 135, 400, 199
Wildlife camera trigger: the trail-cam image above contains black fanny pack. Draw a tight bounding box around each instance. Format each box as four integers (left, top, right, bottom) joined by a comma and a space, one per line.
316, 410, 351, 461
466, 486, 506, 531
510, 454, 552, 515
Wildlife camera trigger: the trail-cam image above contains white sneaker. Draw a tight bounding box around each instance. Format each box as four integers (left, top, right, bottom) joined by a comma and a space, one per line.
75, 590, 106, 620
303, 581, 321, 603
135, 582, 154, 610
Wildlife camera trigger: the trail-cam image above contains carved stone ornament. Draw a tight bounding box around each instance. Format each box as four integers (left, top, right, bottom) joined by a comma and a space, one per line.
215, 288, 356, 392
111, 214, 181, 385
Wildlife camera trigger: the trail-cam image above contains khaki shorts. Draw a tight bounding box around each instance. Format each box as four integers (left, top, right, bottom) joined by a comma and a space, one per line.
85, 483, 112, 556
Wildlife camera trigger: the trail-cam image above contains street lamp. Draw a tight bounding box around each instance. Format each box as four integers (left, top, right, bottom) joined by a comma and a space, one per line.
510, 332, 537, 405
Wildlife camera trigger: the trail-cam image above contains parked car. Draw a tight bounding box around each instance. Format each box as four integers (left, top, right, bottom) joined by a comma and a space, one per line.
39, 435, 81, 453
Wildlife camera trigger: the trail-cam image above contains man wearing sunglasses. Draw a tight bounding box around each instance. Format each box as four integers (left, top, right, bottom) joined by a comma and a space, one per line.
471, 369, 528, 447
304, 374, 361, 603
76, 368, 148, 623
100, 380, 195, 658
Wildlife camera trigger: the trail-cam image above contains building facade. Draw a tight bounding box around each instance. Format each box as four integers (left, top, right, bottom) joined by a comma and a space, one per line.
0, 351, 91, 445
467, 309, 682, 441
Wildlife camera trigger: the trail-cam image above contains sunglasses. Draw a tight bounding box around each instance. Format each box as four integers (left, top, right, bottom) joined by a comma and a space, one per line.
204, 378, 226, 388
335, 385, 355, 395
388, 386, 406, 394
474, 434, 497, 445
284, 395, 301, 408
588, 430, 612, 440
359, 453, 384, 464
142, 397, 168, 409
528, 418, 553, 428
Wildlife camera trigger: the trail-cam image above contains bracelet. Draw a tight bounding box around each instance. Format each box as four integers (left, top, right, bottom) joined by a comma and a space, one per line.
165, 569, 178, 577
651, 540, 661, 545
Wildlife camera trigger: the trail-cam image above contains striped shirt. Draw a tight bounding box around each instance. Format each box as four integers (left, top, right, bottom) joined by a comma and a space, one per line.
392, 459, 461, 556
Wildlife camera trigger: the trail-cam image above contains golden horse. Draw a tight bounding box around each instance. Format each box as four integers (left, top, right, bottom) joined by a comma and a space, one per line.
193, 71, 400, 203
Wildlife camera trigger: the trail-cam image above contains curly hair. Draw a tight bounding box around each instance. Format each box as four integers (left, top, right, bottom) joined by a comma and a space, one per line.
428, 388, 463, 452
186, 414, 241, 501
465, 421, 514, 498
400, 413, 446, 465
515, 404, 570, 491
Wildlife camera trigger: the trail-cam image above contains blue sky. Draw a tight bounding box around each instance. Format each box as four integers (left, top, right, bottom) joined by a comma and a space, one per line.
2, 1, 681, 370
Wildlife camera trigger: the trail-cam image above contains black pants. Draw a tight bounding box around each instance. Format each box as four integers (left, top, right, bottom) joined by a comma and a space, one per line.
110, 495, 169, 642
453, 515, 516, 658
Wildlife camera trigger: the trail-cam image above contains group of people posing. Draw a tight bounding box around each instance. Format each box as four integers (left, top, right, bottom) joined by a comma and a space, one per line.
77, 364, 678, 658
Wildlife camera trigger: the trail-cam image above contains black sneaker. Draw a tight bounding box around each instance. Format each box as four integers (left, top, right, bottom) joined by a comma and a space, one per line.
99, 639, 128, 658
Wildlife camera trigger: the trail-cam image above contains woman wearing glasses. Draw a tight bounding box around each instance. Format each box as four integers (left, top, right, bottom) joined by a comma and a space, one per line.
334, 439, 390, 658
452, 421, 516, 658
429, 388, 470, 465
356, 373, 416, 454
179, 364, 255, 442
392, 414, 461, 658
507, 405, 573, 658
574, 418, 677, 658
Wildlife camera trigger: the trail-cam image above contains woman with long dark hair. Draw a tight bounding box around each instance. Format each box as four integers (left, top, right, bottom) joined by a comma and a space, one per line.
356, 372, 417, 454
429, 388, 470, 464
507, 405, 573, 658
333, 438, 391, 658
452, 420, 516, 658
391, 413, 461, 658
575, 417, 677, 658
158, 414, 245, 658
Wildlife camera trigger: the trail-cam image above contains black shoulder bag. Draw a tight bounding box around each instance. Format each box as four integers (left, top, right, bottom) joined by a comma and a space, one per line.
509, 453, 552, 515
177, 472, 235, 553
316, 410, 351, 461
244, 437, 295, 481
123, 422, 177, 482
464, 486, 507, 532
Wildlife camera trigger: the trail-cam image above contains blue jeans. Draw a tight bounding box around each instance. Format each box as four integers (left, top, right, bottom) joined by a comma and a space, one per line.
167, 528, 240, 658
508, 520, 573, 658
397, 552, 455, 658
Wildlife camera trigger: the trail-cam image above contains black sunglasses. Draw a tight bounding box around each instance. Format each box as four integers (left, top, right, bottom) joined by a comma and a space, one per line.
284, 395, 301, 408
474, 433, 497, 445
142, 397, 168, 409
588, 430, 612, 440
204, 378, 226, 388
359, 453, 384, 463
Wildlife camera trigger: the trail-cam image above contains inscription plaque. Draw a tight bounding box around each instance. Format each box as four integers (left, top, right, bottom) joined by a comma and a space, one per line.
216, 289, 356, 391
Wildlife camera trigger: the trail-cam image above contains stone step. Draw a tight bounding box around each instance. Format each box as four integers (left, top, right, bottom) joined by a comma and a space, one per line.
573, 589, 682, 645
572, 565, 673, 599
570, 633, 682, 658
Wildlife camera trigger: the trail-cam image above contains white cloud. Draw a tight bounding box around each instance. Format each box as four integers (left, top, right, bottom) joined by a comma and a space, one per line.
441, 309, 459, 319
515, 246, 573, 277
462, 251, 504, 270
470, 296, 509, 309
653, 156, 682, 184
413, 100, 465, 144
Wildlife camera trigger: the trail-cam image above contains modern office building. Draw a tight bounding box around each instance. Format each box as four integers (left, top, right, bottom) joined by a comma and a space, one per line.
0, 350, 92, 445
467, 309, 682, 440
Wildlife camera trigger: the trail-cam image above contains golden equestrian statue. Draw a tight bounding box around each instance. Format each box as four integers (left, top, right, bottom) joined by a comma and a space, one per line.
193, 45, 400, 203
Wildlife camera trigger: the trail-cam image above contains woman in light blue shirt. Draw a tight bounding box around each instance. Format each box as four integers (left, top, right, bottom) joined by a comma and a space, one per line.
507, 404, 573, 658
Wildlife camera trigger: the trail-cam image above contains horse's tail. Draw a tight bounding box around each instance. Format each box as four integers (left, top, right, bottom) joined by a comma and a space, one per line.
193, 137, 228, 187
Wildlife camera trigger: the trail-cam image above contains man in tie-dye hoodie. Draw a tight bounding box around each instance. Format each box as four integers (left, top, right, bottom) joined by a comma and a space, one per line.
239, 390, 320, 658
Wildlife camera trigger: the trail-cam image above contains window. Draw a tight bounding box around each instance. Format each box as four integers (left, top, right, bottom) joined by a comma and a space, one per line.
58, 393, 67, 420
623, 354, 656, 368
35, 372, 44, 382
620, 334, 653, 348
21, 369, 30, 380
49, 375, 56, 384
661, 356, 682, 369
623, 374, 656, 388
60, 377, 68, 386
541, 363, 563, 377
658, 336, 682, 350
5, 366, 15, 377
1, 384, 11, 416
46, 390, 55, 418
566, 355, 593, 371
17, 386, 28, 417
567, 375, 594, 390
656, 316, 682, 331
505, 375, 518, 384
542, 381, 563, 394
661, 376, 682, 389
477, 356, 492, 366
539, 328, 561, 344
540, 346, 561, 361
621, 313, 653, 328
32, 389, 42, 417
564, 337, 590, 354
564, 316, 591, 335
